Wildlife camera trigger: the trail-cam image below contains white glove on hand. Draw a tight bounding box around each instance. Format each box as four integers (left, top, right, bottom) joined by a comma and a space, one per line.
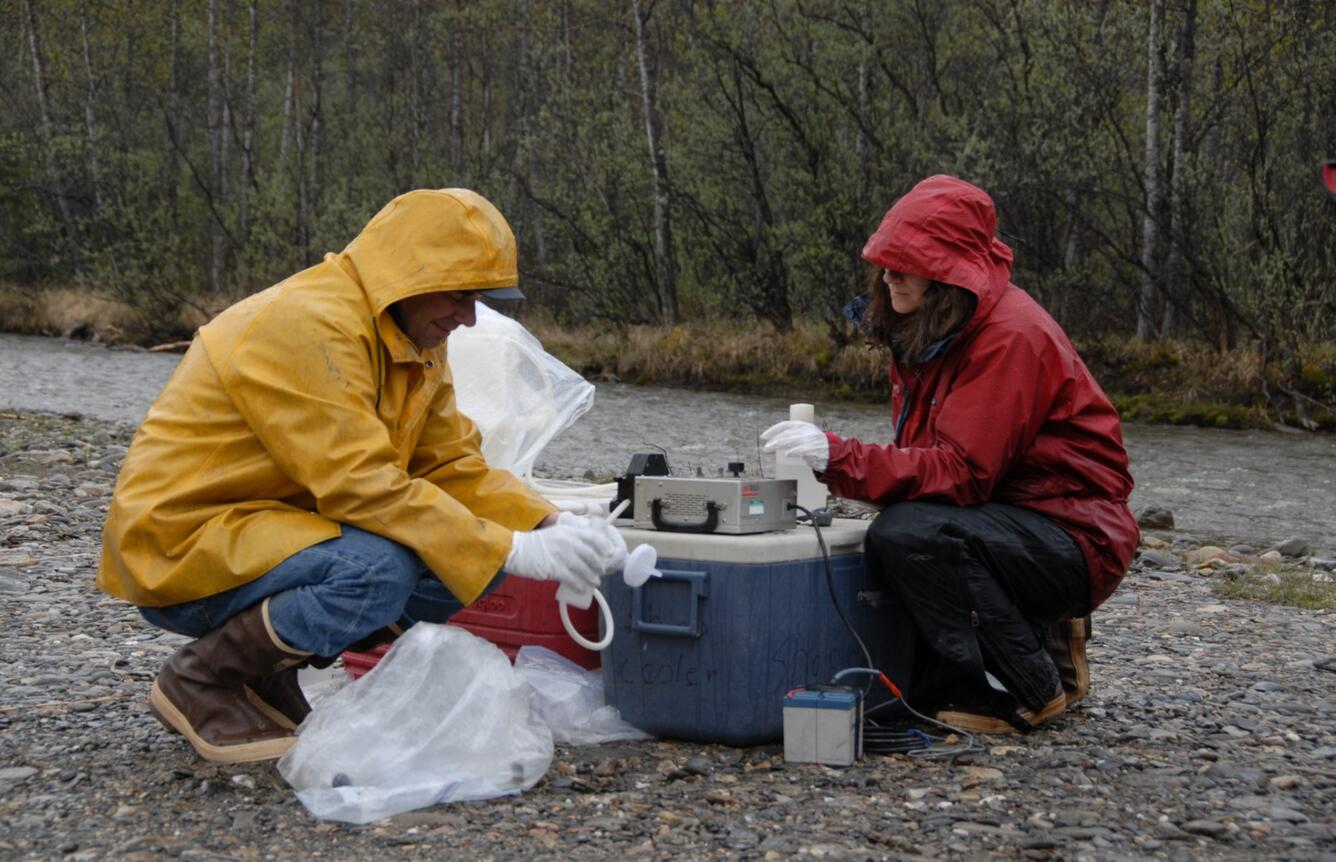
554, 499, 609, 518
557, 511, 629, 575
761, 420, 830, 472
504, 522, 608, 595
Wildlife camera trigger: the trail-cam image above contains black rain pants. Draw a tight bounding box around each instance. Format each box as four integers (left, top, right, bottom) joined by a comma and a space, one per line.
864, 501, 1090, 716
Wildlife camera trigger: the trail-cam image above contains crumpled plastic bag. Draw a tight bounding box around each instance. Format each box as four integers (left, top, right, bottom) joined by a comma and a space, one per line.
278, 624, 553, 824
448, 304, 595, 482
515, 646, 652, 745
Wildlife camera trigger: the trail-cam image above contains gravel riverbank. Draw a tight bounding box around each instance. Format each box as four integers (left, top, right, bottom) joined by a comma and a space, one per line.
2, 410, 1333, 861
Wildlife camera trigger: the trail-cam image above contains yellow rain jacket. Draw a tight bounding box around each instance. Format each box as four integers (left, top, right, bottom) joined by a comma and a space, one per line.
98, 189, 557, 607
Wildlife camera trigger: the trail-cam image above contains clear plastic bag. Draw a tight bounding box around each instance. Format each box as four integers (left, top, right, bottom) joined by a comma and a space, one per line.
515, 646, 652, 745
448, 305, 595, 481
277, 625, 553, 824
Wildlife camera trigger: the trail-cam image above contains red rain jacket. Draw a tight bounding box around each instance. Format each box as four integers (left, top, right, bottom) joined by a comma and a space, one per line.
822, 175, 1138, 610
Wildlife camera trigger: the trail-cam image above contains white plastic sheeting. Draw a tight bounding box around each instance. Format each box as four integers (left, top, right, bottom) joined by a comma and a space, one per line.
447, 304, 595, 482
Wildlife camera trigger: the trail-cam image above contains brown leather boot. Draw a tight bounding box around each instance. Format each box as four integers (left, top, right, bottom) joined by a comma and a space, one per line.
1048, 616, 1091, 707
935, 681, 1067, 735
246, 622, 404, 727
148, 598, 311, 763
244, 668, 309, 731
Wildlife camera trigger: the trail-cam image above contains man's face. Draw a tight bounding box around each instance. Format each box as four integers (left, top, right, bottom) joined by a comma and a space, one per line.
393, 290, 480, 349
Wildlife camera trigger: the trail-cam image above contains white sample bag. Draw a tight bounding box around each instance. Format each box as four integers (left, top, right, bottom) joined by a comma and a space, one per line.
447, 304, 595, 482
515, 646, 652, 745
278, 625, 554, 824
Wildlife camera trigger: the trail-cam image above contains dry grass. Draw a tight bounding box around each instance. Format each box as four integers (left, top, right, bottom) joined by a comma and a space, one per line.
527, 316, 1336, 428
526, 315, 889, 402
3, 285, 1333, 429
1, 284, 140, 341
1077, 335, 1336, 429
39, 287, 144, 339
0, 284, 237, 345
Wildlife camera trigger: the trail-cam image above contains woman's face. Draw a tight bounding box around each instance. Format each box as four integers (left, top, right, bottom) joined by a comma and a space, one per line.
883, 270, 931, 314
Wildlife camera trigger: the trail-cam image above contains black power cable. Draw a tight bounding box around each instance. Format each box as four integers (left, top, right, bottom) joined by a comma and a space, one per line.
792, 504, 875, 672
791, 504, 983, 760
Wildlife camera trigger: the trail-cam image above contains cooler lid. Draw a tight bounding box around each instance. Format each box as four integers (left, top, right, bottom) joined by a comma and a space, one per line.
615, 517, 868, 563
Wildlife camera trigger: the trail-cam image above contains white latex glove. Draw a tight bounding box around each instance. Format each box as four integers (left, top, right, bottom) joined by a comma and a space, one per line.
761, 420, 830, 472
504, 522, 608, 594
557, 511, 629, 575
553, 499, 609, 518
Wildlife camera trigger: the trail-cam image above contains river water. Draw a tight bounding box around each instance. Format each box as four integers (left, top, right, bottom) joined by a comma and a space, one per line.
2, 333, 1332, 550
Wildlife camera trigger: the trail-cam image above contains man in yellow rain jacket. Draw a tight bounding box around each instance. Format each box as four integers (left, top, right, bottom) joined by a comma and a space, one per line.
98, 189, 623, 764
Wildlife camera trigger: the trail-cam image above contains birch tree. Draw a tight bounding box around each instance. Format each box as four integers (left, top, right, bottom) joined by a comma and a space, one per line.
22, 0, 82, 267
238, 0, 259, 251
1162, 0, 1196, 336
1137, 0, 1166, 339
631, 0, 678, 325
78, 1, 104, 209
207, 0, 226, 293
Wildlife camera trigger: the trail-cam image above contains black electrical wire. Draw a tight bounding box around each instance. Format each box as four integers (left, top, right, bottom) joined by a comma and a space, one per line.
862, 726, 933, 754
792, 504, 875, 672
792, 505, 984, 760
836, 668, 982, 759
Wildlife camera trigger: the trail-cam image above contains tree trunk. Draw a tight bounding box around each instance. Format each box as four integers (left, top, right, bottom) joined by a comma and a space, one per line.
1136, 0, 1165, 340
278, 17, 297, 176
515, 0, 546, 267
1162, 0, 1196, 337
221, 48, 231, 208
238, 0, 258, 252
481, 31, 492, 170
78, 1, 104, 209
1059, 188, 1081, 330
22, 0, 82, 268
408, 0, 423, 184
166, 0, 180, 220
208, 0, 226, 294
343, 0, 359, 116
308, 4, 325, 233
631, 0, 678, 325
450, 2, 464, 176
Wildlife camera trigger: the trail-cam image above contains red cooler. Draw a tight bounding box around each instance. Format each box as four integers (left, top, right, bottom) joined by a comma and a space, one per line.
342, 578, 600, 679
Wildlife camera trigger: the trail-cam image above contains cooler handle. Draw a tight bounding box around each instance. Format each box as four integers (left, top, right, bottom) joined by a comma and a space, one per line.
631, 568, 709, 637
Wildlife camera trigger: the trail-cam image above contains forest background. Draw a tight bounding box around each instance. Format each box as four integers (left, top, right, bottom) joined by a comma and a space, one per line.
1, 0, 1333, 430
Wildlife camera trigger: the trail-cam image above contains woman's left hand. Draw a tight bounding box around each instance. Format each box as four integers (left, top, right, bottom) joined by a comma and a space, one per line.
761, 420, 829, 472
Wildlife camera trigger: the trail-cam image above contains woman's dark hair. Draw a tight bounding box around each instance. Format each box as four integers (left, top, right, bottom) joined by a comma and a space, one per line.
862, 267, 978, 362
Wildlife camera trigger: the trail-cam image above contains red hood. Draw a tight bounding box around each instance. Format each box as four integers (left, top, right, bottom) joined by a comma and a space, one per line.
861, 175, 1015, 323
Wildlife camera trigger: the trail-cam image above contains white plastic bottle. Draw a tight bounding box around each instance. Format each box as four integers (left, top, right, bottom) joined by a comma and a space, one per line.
774, 403, 829, 514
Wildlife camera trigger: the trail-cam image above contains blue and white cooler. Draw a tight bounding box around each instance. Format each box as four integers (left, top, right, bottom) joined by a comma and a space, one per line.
602, 519, 883, 746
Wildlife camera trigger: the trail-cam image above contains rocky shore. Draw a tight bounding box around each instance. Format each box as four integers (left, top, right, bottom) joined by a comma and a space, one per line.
2, 410, 1333, 861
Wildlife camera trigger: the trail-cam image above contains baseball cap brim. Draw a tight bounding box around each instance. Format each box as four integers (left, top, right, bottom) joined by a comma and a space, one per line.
478, 286, 525, 300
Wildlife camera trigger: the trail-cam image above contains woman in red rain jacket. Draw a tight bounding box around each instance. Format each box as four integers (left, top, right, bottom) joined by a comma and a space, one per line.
763, 175, 1138, 734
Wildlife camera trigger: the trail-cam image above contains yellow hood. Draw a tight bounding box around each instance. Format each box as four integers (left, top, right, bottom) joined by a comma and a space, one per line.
342, 188, 519, 316
98, 189, 554, 607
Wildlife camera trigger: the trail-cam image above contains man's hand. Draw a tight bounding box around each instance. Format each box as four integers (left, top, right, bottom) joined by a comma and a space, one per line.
556, 511, 628, 574
504, 520, 621, 594
761, 420, 830, 472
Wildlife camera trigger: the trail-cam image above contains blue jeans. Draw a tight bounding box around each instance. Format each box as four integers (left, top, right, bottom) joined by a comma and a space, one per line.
139, 526, 503, 656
